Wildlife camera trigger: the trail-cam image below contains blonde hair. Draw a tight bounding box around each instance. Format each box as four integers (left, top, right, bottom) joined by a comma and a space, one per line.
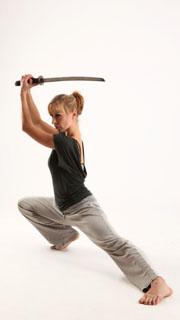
48, 91, 84, 117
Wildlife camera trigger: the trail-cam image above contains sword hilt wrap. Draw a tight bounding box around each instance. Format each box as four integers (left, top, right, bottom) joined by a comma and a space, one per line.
15, 76, 44, 86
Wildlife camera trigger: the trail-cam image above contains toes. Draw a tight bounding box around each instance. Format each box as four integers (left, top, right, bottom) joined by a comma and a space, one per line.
139, 294, 159, 305
148, 295, 157, 305
139, 298, 144, 304
155, 296, 161, 305
139, 296, 144, 304
144, 295, 151, 305
151, 297, 156, 305
147, 297, 153, 305
153, 296, 158, 305
139, 295, 147, 304
151, 296, 156, 305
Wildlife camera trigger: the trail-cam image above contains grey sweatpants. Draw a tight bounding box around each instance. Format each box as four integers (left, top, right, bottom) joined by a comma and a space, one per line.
17, 194, 158, 291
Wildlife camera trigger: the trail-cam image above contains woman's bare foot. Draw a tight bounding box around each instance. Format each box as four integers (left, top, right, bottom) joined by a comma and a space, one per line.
50, 233, 80, 251
139, 276, 173, 305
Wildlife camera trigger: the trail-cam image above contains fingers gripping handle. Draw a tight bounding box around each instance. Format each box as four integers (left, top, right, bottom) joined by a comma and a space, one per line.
15, 76, 44, 86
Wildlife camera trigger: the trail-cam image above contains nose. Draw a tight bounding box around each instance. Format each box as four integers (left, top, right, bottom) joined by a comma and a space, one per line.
52, 118, 56, 125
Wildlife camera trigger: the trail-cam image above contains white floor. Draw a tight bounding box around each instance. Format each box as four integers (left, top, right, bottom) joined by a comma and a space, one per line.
1, 210, 179, 320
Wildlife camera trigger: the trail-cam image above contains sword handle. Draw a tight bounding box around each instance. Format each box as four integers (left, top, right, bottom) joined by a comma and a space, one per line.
15, 75, 44, 86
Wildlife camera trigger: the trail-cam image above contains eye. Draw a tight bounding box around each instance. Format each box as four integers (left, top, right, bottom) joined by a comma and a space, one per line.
50, 114, 61, 118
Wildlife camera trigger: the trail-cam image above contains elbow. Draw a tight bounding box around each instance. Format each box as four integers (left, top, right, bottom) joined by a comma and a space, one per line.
22, 123, 31, 132
22, 124, 27, 131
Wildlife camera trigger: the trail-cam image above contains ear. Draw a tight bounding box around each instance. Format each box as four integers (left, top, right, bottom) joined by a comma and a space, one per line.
72, 110, 78, 117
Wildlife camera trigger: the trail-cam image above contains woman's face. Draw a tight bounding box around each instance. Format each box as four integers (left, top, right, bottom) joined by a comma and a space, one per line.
49, 103, 76, 132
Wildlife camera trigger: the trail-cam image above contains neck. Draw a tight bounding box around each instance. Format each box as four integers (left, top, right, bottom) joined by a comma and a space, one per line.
65, 123, 81, 139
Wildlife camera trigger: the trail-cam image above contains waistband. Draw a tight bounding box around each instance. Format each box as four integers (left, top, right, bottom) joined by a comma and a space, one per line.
61, 194, 97, 214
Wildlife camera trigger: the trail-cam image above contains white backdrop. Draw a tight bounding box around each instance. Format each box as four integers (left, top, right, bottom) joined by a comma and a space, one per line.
1, 0, 180, 318
1, 0, 180, 234
1, 0, 180, 237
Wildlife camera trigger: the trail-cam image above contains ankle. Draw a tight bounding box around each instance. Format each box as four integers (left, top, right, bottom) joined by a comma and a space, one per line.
151, 276, 165, 285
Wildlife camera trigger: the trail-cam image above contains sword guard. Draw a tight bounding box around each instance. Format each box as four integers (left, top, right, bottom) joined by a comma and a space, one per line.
37, 76, 44, 85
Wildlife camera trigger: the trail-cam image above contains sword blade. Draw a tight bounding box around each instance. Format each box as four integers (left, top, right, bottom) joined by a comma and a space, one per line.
42, 76, 105, 82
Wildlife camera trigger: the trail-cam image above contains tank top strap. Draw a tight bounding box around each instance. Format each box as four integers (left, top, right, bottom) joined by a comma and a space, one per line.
82, 141, 85, 165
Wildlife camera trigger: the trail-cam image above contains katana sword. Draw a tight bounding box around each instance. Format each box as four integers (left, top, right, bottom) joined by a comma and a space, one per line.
15, 75, 105, 86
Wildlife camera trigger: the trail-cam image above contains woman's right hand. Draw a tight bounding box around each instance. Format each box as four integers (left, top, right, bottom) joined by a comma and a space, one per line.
20, 74, 39, 93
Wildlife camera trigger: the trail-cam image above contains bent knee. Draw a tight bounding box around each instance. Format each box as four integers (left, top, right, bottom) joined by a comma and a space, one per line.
17, 197, 33, 210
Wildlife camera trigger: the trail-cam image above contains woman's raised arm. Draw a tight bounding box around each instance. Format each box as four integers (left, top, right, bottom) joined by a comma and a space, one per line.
22, 74, 58, 134
20, 75, 56, 149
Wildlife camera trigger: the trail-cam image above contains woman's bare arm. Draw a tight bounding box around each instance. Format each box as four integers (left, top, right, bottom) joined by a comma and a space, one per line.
20, 91, 33, 129
26, 90, 41, 124
20, 76, 55, 148
26, 90, 58, 134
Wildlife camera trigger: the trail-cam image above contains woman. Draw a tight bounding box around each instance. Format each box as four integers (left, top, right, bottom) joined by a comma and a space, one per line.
18, 74, 173, 305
